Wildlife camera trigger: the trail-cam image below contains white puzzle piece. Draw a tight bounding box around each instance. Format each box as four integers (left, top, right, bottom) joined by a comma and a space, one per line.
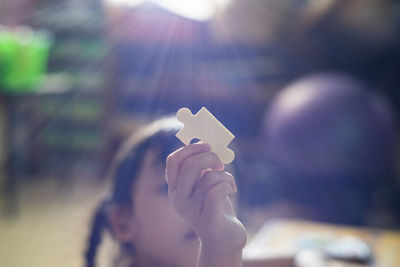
176, 107, 235, 164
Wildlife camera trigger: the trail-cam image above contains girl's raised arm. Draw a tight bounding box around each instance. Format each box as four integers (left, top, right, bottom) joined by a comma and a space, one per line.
166, 142, 246, 267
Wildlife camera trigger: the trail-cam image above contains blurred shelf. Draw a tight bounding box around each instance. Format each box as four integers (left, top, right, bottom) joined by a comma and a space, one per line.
21, 0, 110, 177
0, 73, 73, 98
31, 1, 104, 37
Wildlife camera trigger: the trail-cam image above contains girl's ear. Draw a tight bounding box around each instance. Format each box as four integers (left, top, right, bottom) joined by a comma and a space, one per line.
108, 204, 136, 243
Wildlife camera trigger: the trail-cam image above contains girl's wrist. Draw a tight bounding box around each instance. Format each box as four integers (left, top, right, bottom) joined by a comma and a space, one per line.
200, 232, 246, 255
198, 217, 247, 253
199, 241, 244, 267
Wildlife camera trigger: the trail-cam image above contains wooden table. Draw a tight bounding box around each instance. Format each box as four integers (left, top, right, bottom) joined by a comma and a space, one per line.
243, 219, 400, 267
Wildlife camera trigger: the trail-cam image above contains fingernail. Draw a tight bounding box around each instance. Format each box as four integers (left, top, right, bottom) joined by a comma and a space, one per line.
194, 141, 211, 150
202, 142, 211, 150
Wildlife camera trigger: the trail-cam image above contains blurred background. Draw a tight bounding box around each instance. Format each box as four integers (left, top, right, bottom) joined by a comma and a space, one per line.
0, 0, 399, 266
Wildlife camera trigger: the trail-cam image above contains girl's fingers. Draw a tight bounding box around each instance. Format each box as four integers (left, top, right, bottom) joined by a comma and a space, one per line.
202, 182, 235, 219
166, 142, 210, 190
176, 152, 224, 197
191, 171, 236, 215
166, 143, 238, 233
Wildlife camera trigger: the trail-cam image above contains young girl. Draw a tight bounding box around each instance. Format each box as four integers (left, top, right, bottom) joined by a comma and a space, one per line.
85, 117, 246, 267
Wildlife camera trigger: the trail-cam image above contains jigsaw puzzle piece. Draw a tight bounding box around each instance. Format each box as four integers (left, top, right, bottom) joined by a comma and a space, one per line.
176, 108, 195, 145
176, 107, 235, 164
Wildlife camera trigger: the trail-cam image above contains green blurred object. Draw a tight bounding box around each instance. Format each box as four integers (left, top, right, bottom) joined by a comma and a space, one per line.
0, 30, 18, 89
0, 27, 52, 92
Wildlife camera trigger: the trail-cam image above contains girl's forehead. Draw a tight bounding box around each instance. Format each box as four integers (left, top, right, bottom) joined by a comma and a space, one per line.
147, 147, 167, 164
140, 149, 166, 181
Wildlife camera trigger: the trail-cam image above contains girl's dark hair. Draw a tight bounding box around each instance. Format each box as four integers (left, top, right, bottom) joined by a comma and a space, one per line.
85, 117, 182, 267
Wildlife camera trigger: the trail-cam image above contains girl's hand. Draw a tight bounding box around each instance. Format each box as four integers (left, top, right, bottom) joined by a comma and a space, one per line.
166, 142, 246, 263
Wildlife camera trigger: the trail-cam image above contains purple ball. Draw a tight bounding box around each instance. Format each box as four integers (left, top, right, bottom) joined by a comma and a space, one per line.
263, 73, 396, 180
